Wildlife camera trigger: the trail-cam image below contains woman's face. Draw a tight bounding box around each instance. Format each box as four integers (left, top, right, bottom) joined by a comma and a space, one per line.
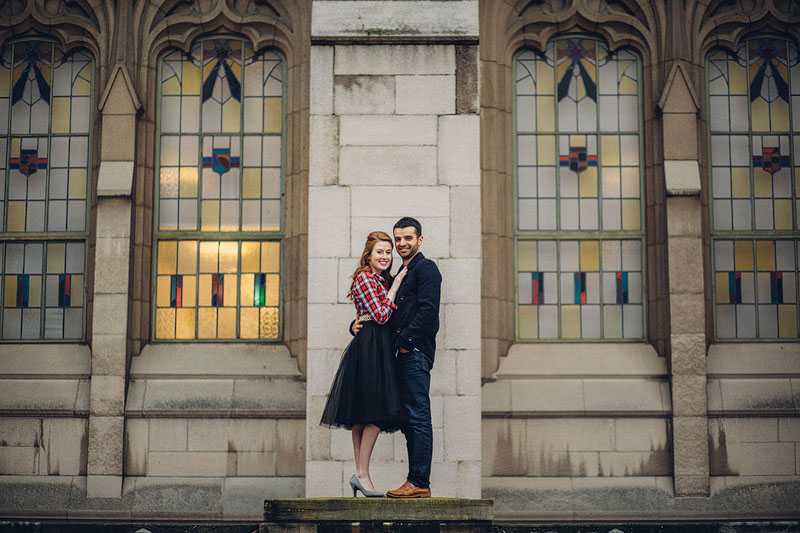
369, 241, 393, 274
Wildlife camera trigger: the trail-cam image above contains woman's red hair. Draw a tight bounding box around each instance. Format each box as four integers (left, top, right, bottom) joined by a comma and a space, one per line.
348, 231, 394, 300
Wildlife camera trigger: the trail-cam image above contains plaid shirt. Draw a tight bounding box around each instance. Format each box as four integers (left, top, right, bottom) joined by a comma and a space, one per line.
352, 270, 396, 324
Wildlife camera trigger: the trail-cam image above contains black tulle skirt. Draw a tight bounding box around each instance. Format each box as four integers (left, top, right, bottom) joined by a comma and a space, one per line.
319, 321, 405, 433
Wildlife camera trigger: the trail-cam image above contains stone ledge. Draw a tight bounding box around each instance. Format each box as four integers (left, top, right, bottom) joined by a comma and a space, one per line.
707, 378, 799, 415
0, 378, 89, 415
264, 497, 493, 522
0, 344, 91, 378
708, 343, 800, 377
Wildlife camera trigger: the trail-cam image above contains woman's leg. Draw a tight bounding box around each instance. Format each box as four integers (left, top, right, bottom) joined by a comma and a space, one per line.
351, 424, 364, 474
355, 424, 380, 491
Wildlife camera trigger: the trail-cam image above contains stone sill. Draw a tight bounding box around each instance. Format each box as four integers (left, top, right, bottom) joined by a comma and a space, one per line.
707, 377, 800, 414
0, 344, 90, 378
707, 343, 800, 377
0, 377, 89, 415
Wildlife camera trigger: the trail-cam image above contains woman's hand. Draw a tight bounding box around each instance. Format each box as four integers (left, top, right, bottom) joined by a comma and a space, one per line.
387, 267, 407, 301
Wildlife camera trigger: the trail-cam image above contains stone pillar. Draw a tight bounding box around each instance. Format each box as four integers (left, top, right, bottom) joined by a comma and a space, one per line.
86, 65, 141, 498
658, 63, 710, 497
306, 1, 482, 498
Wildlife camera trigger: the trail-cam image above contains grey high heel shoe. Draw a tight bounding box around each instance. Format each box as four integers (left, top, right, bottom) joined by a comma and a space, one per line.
349, 474, 385, 497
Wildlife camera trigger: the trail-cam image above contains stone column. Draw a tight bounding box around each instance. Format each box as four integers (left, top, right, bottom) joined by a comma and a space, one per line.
658, 63, 710, 497
86, 65, 140, 498
305, 1, 482, 498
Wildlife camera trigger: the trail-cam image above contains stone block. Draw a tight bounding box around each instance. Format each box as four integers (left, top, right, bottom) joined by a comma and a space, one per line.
527, 450, 600, 476
277, 419, 305, 476
95, 198, 131, 238
457, 460, 482, 498
140, 379, 231, 415
0, 344, 90, 375
431, 394, 444, 428
337, 257, 359, 303
334, 45, 455, 76
88, 416, 123, 475
309, 115, 339, 187
0, 446, 38, 474
0, 379, 83, 413
100, 114, 137, 161
438, 115, 480, 185
42, 418, 87, 476
439, 259, 481, 304
187, 419, 228, 451
456, 349, 481, 396
674, 474, 709, 497
430, 351, 457, 396
148, 451, 232, 476
86, 474, 122, 499
92, 294, 128, 336
228, 419, 275, 452
93, 237, 130, 295
223, 477, 304, 519
669, 293, 705, 334
527, 418, 615, 452
308, 415, 332, 461
443, 395, 481, 461
449, 186, 481, 258
510, 379, 584, 413
308, 258, 339, 304
350, 215, 450, 260
339, 115, 437, 146
615, 418, 670, 452
430, 460, 459, 497
663, 114, 699, 160
396, 75, 455, 115
125, 419, 148, 476
310, 46, 334, 115
443, 303, 481, 350
308, 186, 350, 258
148, 418, 187, 452
481, 380, 511, 412
778, 418, 800, 442
583, 379, 668, 413
307, 349, 344, 397
236, 451, 276, 476
97, 160, 134, 197
482, 418, 526, 476
89, 375, 125, 416
306, 460, 344, 497
351, 186, 450, 218
91, 334, 127, 375
308, 303, 358, 350
668, 237, 704, 294
673, 433, 709, 476
667, 196, 702, 236
340, 146, 437, 185
671, 375, 708, 416
718, 378, 795, 411
0, 417, 41, 447
709, 417, 778, 443
334, 75, 395, 115
706, 342, 800, 375
725, 442, 796, 475
670, 334, 707, 375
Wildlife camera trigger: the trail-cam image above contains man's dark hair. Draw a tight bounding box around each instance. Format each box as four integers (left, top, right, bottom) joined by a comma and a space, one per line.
393, 216, 422, 237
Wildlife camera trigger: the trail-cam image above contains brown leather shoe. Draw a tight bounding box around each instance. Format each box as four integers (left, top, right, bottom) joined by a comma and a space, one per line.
386, 481, 431, 498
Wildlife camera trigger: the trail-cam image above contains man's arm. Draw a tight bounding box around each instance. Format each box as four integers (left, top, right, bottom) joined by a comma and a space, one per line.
397, 261, 442, 351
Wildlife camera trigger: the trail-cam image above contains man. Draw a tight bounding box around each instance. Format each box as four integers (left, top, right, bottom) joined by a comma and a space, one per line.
352, 216, 441, 498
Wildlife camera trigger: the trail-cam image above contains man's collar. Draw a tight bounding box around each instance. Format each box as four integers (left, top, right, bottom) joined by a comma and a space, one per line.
402, 251, 425, 271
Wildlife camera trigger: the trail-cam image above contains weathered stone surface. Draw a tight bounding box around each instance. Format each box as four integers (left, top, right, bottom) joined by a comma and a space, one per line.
449, 186, 481, 258
526, 418, 615, 452
430, 350, 457, 396
277, 419, 305, 476
310, 46, 334, 115
440, 259, 481, 304
228, 419, 276, 452
88, 416, 123, 475
309, 115, 339, 187
339, 115, 437, 146
91, 334, 127, 375
669, 294, 705, 334
0, 344, 90, 375
667, 196, 702, 237
670, 334, 707, 375
306, 460, 343, 497
351, 186, 450, 218
92, 294, 128, 336
339, 146, 437, 185
456, 349, 481, 396
672, 375, 708, 417
718, 378, 794, 411
438, 115, 480, 185
148, 419, 187, 452
443, 303, 481, 350
396, 75, 456, 115
95, 198, 131, 238
125, 419, 148, 476
668, 237, 704, 294
0, 446, 38, 474
148, 451, 232, 477
443, 395, 481, 461
707, 342, 800, 375
615, 418, 670, 452
334, 75, 395, 115
236, 451, 276, 476
309, 186, 350, 258
334, 45, 455, 76
0, 379, 87, 413
308, 303, 358, 350
89, 375, 125, 416
482, 418, 526, 476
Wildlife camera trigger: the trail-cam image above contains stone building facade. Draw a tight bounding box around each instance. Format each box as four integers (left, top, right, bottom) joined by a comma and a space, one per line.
0, 0, 798, 524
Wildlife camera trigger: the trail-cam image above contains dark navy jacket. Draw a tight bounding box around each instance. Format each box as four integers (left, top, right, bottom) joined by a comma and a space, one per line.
386, 252, 442, 366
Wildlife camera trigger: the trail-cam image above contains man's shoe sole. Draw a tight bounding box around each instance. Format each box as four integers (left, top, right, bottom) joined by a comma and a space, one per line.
387, 493, 431, 498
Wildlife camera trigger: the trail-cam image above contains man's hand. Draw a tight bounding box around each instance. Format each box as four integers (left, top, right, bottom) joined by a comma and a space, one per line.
398, 347, 410, 353
351, 316, 364, 336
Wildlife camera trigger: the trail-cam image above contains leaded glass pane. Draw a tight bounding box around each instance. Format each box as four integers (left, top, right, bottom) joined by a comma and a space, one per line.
708, 38, 800, 340
515, 38, 645, 340
0, 40, 92, 340
154, 38, 284, 341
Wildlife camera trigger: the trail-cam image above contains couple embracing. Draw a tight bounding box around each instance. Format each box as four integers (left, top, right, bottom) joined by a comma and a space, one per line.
320, 217, 442, 499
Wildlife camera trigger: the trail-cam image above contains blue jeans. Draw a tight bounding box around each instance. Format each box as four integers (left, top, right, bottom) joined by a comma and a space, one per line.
396, 350, 433, 489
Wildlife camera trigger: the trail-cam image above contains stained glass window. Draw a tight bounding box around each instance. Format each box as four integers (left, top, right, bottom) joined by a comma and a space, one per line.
154, 38, 284, 341
0, 40, 92, 340
514, 38, 645, 340
708, 37, 800, 339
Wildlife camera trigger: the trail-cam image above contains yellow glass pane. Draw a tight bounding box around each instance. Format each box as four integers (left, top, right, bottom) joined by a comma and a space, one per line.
537, 135, 556, 165
775, 200, 792, 230
182, 62, 201, 96
156, 275, 172, 307
156, 308, 176, 339
618, 74, 636, 95
241, 242, 260, 273
264, 98, 282, 133
242, 168, 261, 199
198, 274, 212, 306
47, 243, 66, 273
751, 99, 769, 131
260, 307, 279, 338
580, 241, 599, 271
753, 169, 772, 197
518, 241, 537, 271
536, 60, 554, 95
756, 241, 775, 271
199, 242, 218, 273
240, 274, 255, 307
7, 202, 25, 231
68, 169, 86, 199
180, 167, 198, 197
228, 57, 242, 82
536, 96, 554, 132
198, 307, 216, 338
70, 275, 84, 307
561, 305, 580, 339
222, 99, 241, 132
779, 305, 797, 339
28, 276, 41, 307
3, 276, 16, 307
579, 167, 597, 198
217, 307, 236, 338
621, 199, 640, 230
175, 308, 196, 339
715, 272, 730, 304
177, 241, 197, 274
10, 137, 20, 159
602, 136, 620, 166
261, 242, 280, 272
771, 100, 789, 131
72, 66, 91, 96
729, 61, 747, 95
224, 275, 237, 307
241, 307, 259, 338
158, 241, 177, 274
603, 305, 622, 338
182, 275, 196, 307
0, 64, 9, 96
518, 305, 538, 339
734, 241, 753, 271
201, 200, 220, 231
51, 97, 71, 134
161, 75, 181, 96
218, 242, 238, 273
265, 274, 280, 306
569, 135, 586, 146
731, 167, 750, 198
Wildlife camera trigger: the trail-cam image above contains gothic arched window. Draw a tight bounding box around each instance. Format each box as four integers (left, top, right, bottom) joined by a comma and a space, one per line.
708, 37, 799, 339
0, 39, 93, 340
153, 37, 284, 340
514, 37, 646, 340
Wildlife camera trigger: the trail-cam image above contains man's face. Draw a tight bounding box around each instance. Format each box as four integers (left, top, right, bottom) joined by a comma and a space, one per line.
394, 226, 422, 259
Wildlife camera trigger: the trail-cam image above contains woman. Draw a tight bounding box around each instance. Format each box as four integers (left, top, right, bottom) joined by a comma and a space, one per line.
320, 231, 407, 497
